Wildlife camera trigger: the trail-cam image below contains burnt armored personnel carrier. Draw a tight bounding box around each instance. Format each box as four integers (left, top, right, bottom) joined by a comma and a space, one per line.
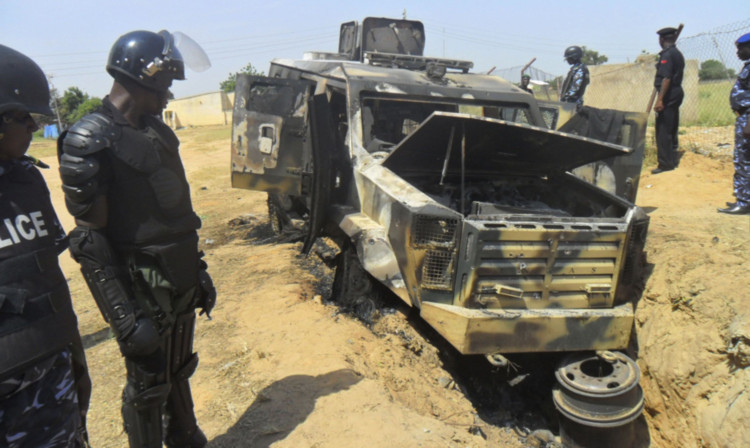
231, 18, 649, 443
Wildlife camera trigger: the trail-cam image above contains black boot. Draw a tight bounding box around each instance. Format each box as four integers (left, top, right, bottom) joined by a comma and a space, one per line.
718, 204, 750, 215
165, 425, 207, 448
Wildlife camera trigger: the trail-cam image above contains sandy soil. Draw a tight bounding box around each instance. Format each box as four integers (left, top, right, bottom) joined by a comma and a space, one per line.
30, 123, 749, 448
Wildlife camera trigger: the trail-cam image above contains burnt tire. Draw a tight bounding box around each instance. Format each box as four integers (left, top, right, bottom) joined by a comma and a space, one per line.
267, 193, 308, 237
331, 243, 384, 323
267, 195, 284, 235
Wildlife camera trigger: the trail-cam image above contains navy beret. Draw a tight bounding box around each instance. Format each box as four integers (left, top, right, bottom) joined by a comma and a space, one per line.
737, 33, 750, 45
657, 27, 678, 37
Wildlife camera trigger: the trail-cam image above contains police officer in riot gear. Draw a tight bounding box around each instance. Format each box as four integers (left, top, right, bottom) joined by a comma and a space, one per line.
718, 33, 750, 214
58, 30, 214, 447
560, 45, 590, 111
0, 44, 91, 447
651, 27, 685, 174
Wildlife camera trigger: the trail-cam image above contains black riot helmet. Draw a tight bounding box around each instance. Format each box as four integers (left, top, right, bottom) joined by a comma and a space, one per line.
0, 45, 53, 116
107, 30, 187, 92
564, 46, 583, 63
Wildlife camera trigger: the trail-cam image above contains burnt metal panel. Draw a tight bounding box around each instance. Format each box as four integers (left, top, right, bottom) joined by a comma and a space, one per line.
559, 107, 648, 203
361, 18, 425, 57
382, 112, 632, 178
231, 75, 313, 195
456, 219, 628, 311
339, 21, 359, 60
421, 301, 634, 354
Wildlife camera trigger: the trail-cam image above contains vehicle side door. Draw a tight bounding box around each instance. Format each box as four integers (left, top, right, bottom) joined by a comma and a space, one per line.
231, 75, 314, 196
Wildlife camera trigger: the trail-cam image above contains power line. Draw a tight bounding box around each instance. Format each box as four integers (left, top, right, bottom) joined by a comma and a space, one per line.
34, 30, 339, 75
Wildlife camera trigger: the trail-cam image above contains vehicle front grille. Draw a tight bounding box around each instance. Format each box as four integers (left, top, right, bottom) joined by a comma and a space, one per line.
461, 220, 628, 309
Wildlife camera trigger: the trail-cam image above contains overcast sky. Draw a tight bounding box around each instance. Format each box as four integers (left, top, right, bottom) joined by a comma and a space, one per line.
2, 0, 746, 99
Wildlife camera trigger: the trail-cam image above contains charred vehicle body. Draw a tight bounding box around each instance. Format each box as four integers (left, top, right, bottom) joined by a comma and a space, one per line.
231, 18, 649, 443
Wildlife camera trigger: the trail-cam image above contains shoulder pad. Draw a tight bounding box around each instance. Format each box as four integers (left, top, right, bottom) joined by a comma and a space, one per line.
61, 112, 121, 157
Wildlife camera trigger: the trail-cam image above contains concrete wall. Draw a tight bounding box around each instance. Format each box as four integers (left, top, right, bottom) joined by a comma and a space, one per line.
164, 60, 699, 128
163, 91, 235, 128
585, 57, 699, 123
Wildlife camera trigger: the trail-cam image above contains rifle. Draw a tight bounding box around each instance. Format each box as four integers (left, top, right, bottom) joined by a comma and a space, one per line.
646, 23, 684, 114
520, 57, 536, 78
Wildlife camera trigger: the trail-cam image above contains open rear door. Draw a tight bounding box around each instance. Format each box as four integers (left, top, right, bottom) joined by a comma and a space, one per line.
231, 75, 314, 195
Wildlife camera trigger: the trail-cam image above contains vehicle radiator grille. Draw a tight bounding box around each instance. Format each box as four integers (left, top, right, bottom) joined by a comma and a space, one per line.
463, 222, 628, 309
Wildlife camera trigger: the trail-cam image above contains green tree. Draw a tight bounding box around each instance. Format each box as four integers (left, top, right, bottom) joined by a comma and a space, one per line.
220, 63, 265, 92
581, 46, 608, 66
68, 97, 103, 124
52, 86, 102, 128
698, 59, 736, 81
58, 87, 86, 126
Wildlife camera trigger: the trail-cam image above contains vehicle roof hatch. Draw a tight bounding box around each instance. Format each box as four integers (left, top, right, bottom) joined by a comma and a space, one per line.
362, 17, 425, 56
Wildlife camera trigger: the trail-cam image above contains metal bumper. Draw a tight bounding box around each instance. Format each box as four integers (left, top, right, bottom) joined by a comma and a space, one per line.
420, 302, 634, 355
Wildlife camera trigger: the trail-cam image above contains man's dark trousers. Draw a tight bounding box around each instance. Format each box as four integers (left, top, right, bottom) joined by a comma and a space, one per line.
656, 104, 680, 169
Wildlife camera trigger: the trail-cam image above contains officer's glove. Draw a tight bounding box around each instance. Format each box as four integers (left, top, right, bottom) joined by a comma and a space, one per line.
117, 317, 160, 356
197, 266, 216, 319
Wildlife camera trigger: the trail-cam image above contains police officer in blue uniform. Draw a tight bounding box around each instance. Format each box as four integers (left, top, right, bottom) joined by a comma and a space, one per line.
560, 46, 590, 111
0, 44, 91, 447
718, 33, 750, 215
651, 27, 685, 174
58, 30, 215, 447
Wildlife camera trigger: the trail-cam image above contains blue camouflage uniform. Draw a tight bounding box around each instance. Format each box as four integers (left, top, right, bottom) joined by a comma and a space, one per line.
0, 351, 80, 447
560, 62, 590, 111
730, 59, 750, 207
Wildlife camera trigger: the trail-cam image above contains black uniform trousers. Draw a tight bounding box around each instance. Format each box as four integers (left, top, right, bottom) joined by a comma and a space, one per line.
655, 103, 680, 170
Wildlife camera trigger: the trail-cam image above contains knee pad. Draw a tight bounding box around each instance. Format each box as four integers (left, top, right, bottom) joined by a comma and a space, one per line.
174, 353, 199, 382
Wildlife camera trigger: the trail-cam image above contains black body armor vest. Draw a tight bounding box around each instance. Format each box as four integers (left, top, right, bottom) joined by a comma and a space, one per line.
60, 105, 202, 294
106, 115, 201, 242
0, 159, 79, 378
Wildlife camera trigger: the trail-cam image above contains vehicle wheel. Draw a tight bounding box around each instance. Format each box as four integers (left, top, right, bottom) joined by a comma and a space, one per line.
331, 243, 383, 323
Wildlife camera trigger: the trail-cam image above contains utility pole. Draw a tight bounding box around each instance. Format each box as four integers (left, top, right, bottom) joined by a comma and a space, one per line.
47, 74, 64, 131
402, 9, 407, 19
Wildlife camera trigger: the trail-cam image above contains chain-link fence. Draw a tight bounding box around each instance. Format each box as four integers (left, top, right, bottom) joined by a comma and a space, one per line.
494, 66, 560, 100
496, 19, 750, 157
586, 19, 749, 125
677, 19, 750, 127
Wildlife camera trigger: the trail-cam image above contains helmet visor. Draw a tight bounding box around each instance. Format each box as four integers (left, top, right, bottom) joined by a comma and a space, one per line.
172, 31, 211, 72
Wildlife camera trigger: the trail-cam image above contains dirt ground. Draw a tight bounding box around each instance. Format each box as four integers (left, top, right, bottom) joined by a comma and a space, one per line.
30, 123, 749, 448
